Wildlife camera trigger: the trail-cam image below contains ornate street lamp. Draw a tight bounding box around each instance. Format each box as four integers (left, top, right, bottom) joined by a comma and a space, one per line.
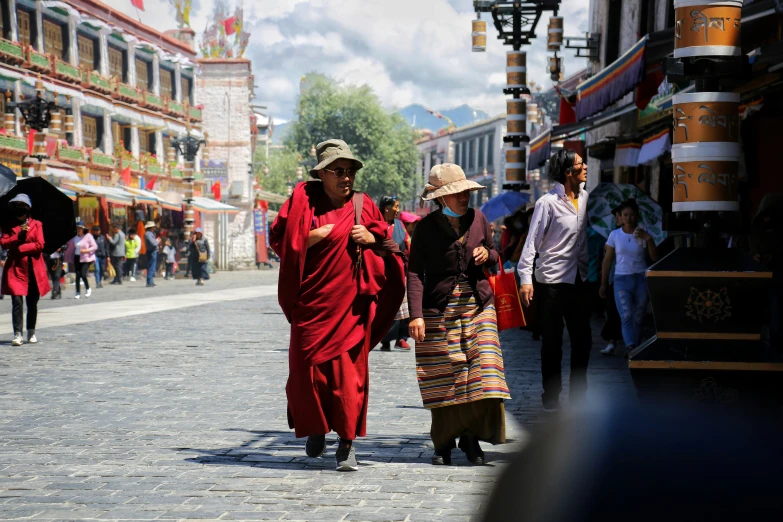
15, 79, 56, 168
171, 133, 206, 242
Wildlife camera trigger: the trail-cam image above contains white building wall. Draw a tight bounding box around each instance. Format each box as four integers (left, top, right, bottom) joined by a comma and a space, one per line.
197, 59, 256, 269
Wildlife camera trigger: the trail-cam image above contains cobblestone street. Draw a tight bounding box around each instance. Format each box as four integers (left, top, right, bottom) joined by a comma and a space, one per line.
0, 271, 635, 521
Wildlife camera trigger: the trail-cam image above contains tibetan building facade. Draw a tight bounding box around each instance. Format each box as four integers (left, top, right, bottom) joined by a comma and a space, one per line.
0, 0, 217, 233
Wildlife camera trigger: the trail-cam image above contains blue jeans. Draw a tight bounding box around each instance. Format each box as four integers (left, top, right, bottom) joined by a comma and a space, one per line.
146, 251, 157, 286
94, 257, 104, 286
613, 272, 648, 348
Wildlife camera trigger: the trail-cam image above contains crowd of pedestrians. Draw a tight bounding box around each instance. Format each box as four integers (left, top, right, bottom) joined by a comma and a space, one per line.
271, 140, 663, 473
0, 211, 214, 346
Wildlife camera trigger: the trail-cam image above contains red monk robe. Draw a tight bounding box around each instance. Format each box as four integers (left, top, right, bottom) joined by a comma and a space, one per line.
270, 181, 405, 440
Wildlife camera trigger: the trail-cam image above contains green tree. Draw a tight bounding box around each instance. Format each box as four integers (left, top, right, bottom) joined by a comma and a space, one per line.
285, 74, 418, 201
252, 146, 301, 203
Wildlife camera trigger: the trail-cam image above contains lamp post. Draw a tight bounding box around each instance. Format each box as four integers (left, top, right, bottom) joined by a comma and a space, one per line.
14, 79, 56, 172
171, 133, 206, 242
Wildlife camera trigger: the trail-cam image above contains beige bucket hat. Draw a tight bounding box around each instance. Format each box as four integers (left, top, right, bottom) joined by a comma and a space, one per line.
421, 163, 485, 201
144, 221, 156, 229
309, 139, 364, 177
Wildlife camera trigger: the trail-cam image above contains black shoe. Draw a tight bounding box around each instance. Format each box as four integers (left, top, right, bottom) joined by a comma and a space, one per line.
305, 435, 327, 458
458, 435, 485, 465
335, 439, 358, 472
96, 284, 103, 289
431, 440, 455, 465
146, 284, 157, 288
380, 341, 391, 351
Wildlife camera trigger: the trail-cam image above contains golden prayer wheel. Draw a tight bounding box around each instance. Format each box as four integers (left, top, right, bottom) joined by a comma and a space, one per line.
50, 111, 61, 133
506, 51, 526, 89
4, 113, 15, 134
673, 0, 742, 58
672, 92, 739, 145
547, 16, 563, 51
506, 146, 526, 182
472, 20, 487, 52
167, 146, 176, 163
33, 132, 47, 156
671, 142, 740, 212
64, 113, 74, 134
506, 116, 526, 136
506, 99, 526, 116
505, 166, 526, 182
506, 147, 525, 164
527, 103, 539, 124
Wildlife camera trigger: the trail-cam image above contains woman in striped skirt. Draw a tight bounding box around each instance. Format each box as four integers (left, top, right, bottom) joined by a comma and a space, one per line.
408, 164, 511, 466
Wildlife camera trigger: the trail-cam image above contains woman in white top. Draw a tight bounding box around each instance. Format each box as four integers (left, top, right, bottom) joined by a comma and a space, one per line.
599, 199, 658, 356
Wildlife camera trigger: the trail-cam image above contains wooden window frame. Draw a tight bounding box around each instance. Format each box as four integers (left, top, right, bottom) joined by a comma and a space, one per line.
77, 34, 97, 73
108, 46, 125, 82
135, 56, 151, 91
43, 18, 65, 60
17, 9, 31, 47
160, 68, 174, 100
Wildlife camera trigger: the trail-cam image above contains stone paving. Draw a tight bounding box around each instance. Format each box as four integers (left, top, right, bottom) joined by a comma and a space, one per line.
0, 271, 635, 521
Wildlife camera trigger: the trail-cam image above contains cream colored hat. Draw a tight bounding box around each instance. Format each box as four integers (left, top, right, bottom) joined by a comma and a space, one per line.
421, 163, 485, 201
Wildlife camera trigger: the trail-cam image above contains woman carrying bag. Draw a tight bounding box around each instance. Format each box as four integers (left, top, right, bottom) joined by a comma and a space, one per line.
1, 194, 51, 345
408, 164, 511, 466
189, 228, 210, 286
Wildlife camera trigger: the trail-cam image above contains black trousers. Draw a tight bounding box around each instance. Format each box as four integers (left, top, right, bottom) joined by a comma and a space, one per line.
74, 259, 90, 293
48, 261, 62, 297
12, 276, 40, 334
537, 276, 592, 406
110, 256, 124, 284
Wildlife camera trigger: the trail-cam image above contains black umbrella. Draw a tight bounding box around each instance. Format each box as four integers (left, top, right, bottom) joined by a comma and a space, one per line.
0, 176, 76, 255
0, 163, 17, 198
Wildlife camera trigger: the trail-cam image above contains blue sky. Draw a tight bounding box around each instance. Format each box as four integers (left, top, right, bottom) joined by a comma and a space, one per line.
116, 0, 590, 123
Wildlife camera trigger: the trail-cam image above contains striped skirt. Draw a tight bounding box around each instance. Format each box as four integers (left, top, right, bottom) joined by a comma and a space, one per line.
416, 279, 511, 410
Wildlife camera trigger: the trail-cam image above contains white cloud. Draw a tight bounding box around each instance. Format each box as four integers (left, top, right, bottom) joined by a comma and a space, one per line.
111, 0, 590, 121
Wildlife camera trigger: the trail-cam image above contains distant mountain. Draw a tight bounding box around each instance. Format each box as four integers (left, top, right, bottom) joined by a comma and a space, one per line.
270, 104, 491, 145
396, 104, 491, 132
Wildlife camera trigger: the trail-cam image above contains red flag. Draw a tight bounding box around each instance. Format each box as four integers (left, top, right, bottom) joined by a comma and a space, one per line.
120, 165, 132, 185
147, 175, 158, 191
26, 129, 37, 155
223, 17, 236, 35
211, 180, 221, 201
130, 0, 144, 11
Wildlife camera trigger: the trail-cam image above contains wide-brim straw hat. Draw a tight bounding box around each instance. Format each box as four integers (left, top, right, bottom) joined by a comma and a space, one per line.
421, 163, 485, 201
309, 139, 364, 177
145, 221, 156, 229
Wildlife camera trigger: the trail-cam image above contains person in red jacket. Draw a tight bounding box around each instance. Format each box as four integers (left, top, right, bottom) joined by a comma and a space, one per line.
0, 194, 51, 346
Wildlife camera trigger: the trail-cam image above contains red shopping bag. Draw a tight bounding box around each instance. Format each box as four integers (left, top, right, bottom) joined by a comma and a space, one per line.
486, 260, 526, 331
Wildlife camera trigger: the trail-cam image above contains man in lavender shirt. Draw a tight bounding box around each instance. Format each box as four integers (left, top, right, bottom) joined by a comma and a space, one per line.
517, 149, 591, 412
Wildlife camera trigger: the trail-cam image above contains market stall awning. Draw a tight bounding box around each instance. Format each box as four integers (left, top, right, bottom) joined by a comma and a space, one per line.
62, 182, 135, 206
191, 196, 239, 214
528, 130, 552, 170
552, 100, 638, 141
576, 36, 647, 120
614, 142, 641, 167
123, 187, 158, 205
637, 128, 671, 165
58, 186, 76, 201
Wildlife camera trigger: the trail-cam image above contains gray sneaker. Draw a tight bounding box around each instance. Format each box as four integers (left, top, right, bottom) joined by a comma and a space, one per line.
335, 439, 358, 472
305, 435, 326, 458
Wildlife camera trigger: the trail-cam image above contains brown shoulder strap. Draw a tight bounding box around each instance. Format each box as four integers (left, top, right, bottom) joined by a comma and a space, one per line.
353, 192, 363, 226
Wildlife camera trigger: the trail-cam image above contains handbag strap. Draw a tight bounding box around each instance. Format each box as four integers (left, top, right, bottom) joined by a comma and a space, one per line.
353, 192, 363, 226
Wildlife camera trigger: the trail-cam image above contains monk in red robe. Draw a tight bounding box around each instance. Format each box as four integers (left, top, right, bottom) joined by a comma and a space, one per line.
270, 139, 404, 472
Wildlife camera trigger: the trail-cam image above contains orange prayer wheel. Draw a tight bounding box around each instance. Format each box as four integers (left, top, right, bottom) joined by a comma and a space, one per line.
505, 166, 526, 182
506, 147, 525, 164
671, 142, 740, 212
673, 0, 742, 58
547, 16, 563, 51
4, 112, 15, 134
506, 51, 526, 89
527, 103, 539, 124
506, 99, 526, 116
49, 111, 62, 133
506, 117, 526, 136
472, 20, 487, 52
672, 92, 739, 145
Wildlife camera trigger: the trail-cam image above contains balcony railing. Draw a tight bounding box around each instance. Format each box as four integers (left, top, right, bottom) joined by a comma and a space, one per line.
145, 157, 163, 175
0, 39, 24, 63
81, 69, 112, 94
90, 150, 114, 168
144, 92, 163, 110
56, 144, 87, 164
25, 47, 51, 72
54, 58, 81, 83
0, 134, 27, 153
114, 81, 142, 103
170, 167, 183, 178
166, 99, 185, 117
189, 106, 202, 122
193, 170, 204, 180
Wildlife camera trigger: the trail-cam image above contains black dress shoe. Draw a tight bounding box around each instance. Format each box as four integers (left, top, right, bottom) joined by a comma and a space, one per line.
431, 440, 456, 465
306, 434, 327, 458
458, 435, 485, 465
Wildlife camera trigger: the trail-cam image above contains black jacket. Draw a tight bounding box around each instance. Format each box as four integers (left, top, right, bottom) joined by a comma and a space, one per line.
95, 235, 109, 258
